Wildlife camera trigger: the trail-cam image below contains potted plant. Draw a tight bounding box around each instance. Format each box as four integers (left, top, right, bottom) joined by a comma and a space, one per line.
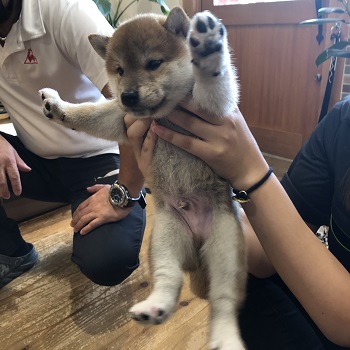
300, 1, 350, 66
92, 0, 169, 28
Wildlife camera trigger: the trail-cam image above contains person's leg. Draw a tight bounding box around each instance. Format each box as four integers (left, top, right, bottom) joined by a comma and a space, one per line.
239, 274, 326, 350
71, 190, 146, 285
0, 205, 29, 256
60, 154, 146, 286
0, 132, 69, 201
239, 274, 349, 349
0, 132, 67, 288
0, 132, 68, 257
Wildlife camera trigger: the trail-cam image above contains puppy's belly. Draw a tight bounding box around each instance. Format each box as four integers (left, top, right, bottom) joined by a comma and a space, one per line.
164, 195, 213, 240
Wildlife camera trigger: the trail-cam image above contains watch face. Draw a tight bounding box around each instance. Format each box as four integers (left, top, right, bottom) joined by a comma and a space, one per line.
110, 185, 126, 206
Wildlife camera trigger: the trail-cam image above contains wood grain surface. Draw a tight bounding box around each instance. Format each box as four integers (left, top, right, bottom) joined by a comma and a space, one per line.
0, 196, 209, 350
0, 156, 290, 349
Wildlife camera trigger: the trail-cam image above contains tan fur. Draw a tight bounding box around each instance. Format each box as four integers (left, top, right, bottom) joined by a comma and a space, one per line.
40, 7, 246, 349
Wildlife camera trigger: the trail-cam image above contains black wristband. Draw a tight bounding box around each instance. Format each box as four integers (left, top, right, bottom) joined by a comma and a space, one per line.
231, 167, 273, 203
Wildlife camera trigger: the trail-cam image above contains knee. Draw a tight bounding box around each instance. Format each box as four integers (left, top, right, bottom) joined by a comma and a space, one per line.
71, 204, 146, 286
73, 245, 141, 286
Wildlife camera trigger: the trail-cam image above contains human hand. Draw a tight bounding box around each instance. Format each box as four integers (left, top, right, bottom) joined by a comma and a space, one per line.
124, 115, 155, 179
71, 184, 132, 235
0, 135, 31, 199
151, 101, 269, 190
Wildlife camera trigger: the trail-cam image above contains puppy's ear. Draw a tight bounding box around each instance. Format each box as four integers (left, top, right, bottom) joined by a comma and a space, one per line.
88, 34, 110, 60
164, 7, 190, 38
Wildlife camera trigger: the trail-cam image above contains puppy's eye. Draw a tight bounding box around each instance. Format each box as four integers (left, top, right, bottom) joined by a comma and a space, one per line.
116, 67, 124, 76
146, 60, 163, 71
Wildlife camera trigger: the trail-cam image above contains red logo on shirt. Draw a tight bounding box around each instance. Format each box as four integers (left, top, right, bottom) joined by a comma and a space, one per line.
24, 49, 38, 64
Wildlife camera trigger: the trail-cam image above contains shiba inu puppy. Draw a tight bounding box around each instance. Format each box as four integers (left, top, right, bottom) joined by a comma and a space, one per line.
40, 7, 246, 349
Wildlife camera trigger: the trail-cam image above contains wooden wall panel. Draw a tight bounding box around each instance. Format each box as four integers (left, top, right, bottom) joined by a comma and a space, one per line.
228, 24, 322, 136
202, 0, 321, 25
250, 126, 303, 160
199, 0, 342, 159
182, 0, 202, 15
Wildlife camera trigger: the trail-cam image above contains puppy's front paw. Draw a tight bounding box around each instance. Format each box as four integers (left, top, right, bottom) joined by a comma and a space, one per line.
39, 88, 66, 122
129, 298, 176, 325
189, 11, 227, 76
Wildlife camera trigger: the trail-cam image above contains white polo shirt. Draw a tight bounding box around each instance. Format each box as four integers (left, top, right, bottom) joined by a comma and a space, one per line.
0, 0, 119, 158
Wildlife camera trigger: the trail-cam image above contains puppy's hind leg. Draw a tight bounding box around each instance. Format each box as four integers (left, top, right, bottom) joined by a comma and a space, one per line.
203, 210, 247, 350
129, 209, 189, 325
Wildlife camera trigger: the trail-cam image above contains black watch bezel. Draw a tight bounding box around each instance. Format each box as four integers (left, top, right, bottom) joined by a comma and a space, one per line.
109, 181, 146, 209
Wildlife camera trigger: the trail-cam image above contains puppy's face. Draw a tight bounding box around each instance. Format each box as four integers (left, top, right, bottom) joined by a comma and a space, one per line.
89, 8, 194, 119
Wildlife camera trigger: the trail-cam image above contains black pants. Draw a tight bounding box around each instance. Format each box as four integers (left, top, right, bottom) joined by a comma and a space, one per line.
239, 274, 349, 350
0, 132, 146, 286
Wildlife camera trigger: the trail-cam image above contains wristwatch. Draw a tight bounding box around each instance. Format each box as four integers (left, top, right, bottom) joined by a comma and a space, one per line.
109, 181, 146, 209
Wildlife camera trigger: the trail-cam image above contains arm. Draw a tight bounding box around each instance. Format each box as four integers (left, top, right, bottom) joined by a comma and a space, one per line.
126, 103, 350, 346
241, 175, 350, 346
101, 85, 144, 198
70, 85, 144, 235
240, 207, 276, 278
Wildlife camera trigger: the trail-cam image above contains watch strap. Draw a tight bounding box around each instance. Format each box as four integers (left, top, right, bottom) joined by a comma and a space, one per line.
135, 192, 147, 209
123, 188, 146, 208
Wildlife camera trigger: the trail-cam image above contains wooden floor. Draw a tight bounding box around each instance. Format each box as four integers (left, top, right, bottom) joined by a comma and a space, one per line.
0, 195, 213, 350
0, 155, 291, 350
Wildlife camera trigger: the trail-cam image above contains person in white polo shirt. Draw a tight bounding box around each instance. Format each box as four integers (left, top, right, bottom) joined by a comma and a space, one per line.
0, 0, 146, 288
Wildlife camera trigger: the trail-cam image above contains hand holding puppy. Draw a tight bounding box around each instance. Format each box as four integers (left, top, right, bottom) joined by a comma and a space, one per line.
126, 101, 270, 192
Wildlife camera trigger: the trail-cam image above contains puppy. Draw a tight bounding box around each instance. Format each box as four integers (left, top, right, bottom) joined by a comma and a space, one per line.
40, 7, 246, 349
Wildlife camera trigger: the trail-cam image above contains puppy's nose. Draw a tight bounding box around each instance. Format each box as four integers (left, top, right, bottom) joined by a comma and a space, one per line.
121, 90, 139, 107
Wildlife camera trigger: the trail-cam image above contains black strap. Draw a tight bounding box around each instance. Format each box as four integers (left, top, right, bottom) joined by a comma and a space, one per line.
232, 167, 274, 203
137, 193, 147, 209
315, 0, 324, 45
318, 29, 341, 123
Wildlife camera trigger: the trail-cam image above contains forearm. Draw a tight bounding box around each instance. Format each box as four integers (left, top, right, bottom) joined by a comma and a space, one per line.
100, 85, 144, 194
118, 143, 144, 197
241, 174, 350, 346
240, 208, 276, 278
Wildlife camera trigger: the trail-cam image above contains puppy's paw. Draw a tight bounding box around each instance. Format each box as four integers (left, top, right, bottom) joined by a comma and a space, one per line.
209, 338, 245, 350
39, 88, 66, 122
189, 11, 227, 76
129, 298, 176, 325
209, 321, 246, 350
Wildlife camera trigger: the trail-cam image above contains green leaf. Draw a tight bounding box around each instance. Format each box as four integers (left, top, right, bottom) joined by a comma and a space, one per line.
149, 0, 170, 14
315, 41, 350, 66
318, 7, 346, 15
299, 18, 346, 25
92, 0, 111, 17
113, 0, 139, 27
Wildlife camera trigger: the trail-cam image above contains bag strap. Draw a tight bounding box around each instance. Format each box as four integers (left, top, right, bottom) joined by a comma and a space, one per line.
318, 24, 341, 123
315, 0, 324, 45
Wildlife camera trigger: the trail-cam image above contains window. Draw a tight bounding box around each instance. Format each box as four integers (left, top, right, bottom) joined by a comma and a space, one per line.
203, 0, 313, 25
214, 0, 295, 5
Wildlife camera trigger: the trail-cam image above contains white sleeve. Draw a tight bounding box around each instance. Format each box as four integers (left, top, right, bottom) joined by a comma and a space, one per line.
55, 0, 114, 91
